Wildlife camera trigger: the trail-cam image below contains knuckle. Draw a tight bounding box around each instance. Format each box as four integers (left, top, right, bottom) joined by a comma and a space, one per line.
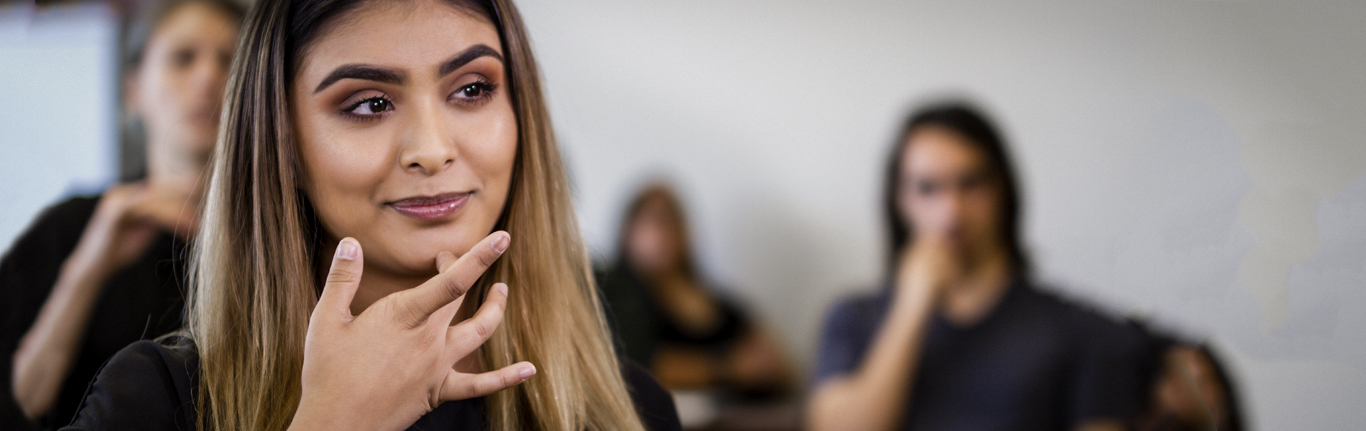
474, 318, 497, 340
326, 267, 360, 285
441, 276, 470, 300
392, 299, 428, 328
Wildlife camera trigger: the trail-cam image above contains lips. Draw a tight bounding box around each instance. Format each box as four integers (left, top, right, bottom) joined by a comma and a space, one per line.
388, 192, 471, 221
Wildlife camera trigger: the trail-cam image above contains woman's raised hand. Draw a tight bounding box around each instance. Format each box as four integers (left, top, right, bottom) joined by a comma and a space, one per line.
290, 232, 536, 431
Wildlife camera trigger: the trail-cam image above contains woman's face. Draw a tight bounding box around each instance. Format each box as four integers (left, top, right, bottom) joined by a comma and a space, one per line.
626, 197, 683, 275
897, 126, 1003, 256
129, 1, 239, 161
293, 0, 517, 279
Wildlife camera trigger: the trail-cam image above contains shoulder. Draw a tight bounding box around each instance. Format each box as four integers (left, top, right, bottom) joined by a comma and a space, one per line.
1013, 284, 1127, 332
64, 335, 198, 431
18, 195, 101, 243
621, 359, 682, 431
821, 290, 890, 336
2, 195, 100, 259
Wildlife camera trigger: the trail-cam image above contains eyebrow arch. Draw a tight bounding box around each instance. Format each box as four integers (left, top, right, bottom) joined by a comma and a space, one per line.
313, 65, 406, 94
437, 44, 503, 77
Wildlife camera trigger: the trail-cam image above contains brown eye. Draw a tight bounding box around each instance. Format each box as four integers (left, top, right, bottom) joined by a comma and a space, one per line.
916, 179, 941, 196
457, 83, 485, 98
345, 97, 393, 116
449, 78, 498, 105
171, 49, 195, 69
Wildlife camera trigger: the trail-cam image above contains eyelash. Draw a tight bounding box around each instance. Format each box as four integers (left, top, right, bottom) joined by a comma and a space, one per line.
339, 94, 394, 122
449, 77, 499, 106
335, 78, 499, 122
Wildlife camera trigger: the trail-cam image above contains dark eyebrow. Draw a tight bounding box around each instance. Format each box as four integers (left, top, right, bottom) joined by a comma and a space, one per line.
313, 65, 406, 94
437, 44, 503, 77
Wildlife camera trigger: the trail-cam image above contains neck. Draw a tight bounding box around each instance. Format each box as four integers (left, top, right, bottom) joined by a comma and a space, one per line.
939, 245, 1014, 325
141, 142, 209, 238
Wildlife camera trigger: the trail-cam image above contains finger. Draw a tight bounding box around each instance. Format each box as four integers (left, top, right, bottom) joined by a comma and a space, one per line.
317, 238, 363, 320
444, 283, 508, 359
436, 251, 456, 273
399, 231, 510, 325
439, 362, 535, 401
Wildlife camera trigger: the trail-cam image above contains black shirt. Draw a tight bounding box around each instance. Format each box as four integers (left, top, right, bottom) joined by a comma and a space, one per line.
0, 196, 188, 431
595, 263, 749, 367
813, 281, 1149, 431
60, 335, 682, 431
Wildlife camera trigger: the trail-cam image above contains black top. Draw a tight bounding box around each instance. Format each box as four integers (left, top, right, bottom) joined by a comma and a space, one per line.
60, 335, 682, 431
595, 263, 749, 367
1, 196, 188, 431
813, 281, 1150, 431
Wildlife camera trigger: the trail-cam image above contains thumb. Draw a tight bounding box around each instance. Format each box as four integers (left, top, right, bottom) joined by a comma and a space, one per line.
317, 237, 364, 320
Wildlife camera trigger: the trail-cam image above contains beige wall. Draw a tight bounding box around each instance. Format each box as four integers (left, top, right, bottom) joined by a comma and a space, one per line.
516, 0, 1366, 429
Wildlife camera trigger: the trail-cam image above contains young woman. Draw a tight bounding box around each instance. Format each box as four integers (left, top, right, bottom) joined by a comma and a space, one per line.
59, 0, 680, 430
596, 183, 793, 395
807, 103, 1148, 431
1, 1, 242, 428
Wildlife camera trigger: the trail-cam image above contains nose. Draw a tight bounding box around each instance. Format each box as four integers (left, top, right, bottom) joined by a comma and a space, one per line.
941, 186, 969, 227
398, 100, 457, 175
191, 50, 228, 100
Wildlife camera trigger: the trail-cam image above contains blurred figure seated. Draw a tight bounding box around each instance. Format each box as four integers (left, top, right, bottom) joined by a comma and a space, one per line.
1, 1, 242, 429
807, 102, 1148, 431
1134, 327, 1245, 431
597, 183, 793, 397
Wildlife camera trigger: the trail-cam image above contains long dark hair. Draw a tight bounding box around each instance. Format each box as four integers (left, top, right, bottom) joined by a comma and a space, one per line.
881, 102, 1028, 280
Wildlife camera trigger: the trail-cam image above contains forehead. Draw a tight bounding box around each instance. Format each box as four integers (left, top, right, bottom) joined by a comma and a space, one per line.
152, 2, 239, 45
298, 0, 501, 77
901, 126, 988, 177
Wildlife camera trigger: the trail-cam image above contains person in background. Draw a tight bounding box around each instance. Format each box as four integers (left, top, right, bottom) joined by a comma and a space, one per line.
1134, 328, 1245, 431
597, 183, 793, 397
807, 102, 1149, 431
0, 1, 243, 429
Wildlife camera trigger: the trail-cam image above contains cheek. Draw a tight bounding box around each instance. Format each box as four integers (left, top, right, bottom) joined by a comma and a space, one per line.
299, 123, 394, 234
457, 104, 518, 207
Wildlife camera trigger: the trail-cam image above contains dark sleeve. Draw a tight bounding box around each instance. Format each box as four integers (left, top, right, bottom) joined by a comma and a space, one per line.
59, 340, 197, 431
0, 197, 100, 431
622, 360, 682, 431
1065, 312, 1150, 426
811, 296, 876, 385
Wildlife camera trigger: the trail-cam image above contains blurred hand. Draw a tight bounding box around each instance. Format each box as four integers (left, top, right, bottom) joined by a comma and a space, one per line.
895, 235, 962, 305
290, 233, 536, 431
73, 183, 164, 277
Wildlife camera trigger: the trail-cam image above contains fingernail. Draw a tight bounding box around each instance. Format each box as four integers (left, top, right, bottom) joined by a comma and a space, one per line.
336, 239, 358, 261
519, 364, 536, 380
495, 283, 508, 296
491, 233, 510, 253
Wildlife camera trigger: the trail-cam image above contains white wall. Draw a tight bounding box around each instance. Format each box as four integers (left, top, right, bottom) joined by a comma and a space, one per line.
514, 0, 1366, 429
1, 0, 1362, 429
0, 4, 119, 251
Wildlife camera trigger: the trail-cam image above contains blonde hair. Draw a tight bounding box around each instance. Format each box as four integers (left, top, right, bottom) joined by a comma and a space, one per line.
185, 0, 646, 429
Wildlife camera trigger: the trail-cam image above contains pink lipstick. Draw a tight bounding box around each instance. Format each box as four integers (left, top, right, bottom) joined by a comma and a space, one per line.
388, 192, 470, 221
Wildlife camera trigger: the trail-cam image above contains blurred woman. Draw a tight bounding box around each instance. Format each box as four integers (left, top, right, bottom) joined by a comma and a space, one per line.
597, 183, 793, 396
1, 1, 242, 429
57, 0, 679, 430
1134, 329, 1244, 431
808, 103, 1147, 431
